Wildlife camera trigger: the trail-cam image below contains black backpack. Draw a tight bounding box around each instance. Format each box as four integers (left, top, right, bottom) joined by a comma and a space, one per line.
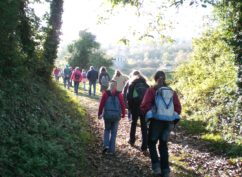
75, 73, 80, 80
132, 82, 149, 104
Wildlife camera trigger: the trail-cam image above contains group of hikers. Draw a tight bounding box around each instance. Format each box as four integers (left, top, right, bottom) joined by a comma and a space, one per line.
53, 65, 182, 177
98, 69, 182, 177
53, 65, 110, 96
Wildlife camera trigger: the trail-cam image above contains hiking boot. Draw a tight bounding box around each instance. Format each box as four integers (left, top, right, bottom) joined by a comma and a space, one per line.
162, 172, 170, 177
141, 145, 147, 152
128, 140, 135, 147
102, 147, 109, 154
152, 168, 161, 175
106, 151, 115, 156
142, 150, 149, 156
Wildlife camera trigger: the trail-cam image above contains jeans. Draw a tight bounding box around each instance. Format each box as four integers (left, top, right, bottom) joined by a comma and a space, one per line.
129, 113, 147, 151
74, 81, 79, 94
148, 119, 173, 174
128, 110, 132, 121
83, 82, 86, 90
54, 75, 59, 81
64, 77, 70, 89
88, 81, 96, 96
103, 120, 119, 153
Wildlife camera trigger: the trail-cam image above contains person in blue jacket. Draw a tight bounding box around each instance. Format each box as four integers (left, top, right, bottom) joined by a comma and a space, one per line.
87, 66, 98, 96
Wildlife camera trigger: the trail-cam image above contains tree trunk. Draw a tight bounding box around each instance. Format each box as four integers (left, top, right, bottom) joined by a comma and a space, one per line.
42, 0, 63, 80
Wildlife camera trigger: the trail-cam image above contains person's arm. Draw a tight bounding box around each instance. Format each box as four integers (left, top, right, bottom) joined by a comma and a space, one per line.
173, 91, 182, 114
140, 88, 155, 115
126, 83, 135, 109
118, 93, 126, 118
98, 73, 102, 84
96, 71, 99, 80
122, 82, 128, 96
79, 72, 82, 82
87, 71, 90, 80
70, 71, 74, 81
98, 92, 108, 117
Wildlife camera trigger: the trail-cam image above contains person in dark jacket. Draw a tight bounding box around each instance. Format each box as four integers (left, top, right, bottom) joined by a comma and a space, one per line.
127, 70, 149, 152
63, 65, 71, 89
98, 66, 111, 93
87, 66, 98, 96
140, 70, 182, 177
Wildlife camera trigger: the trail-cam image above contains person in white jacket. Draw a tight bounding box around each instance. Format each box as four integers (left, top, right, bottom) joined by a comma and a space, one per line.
112, 70, 129, 93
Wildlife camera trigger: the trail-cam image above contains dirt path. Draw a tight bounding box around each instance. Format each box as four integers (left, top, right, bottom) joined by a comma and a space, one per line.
75, 90, 241, 177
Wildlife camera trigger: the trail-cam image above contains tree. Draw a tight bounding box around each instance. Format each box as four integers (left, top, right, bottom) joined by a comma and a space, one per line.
0, 0, 38, 78
89, 52, 113, 69
213, 1, 242, 119
42, 0, 63, 80
67, 30, 112, 69
108, 0, 241, 131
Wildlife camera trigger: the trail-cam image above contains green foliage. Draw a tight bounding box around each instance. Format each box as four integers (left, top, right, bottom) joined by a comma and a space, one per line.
108, 0, 141, 7
173, 29, 239, 141
67, 30, 112, 70
0, 78, 92, 177
0, 0, 63, 81
201, 134, 242, 157
89, 52, 113, 70
0, 0, 29, 78
42, 0, 63, 79
179, 119, 208, 135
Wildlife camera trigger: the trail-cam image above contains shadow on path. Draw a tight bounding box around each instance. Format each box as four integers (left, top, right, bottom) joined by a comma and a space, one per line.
74, 87, 201, 177
172, 119, 242, 158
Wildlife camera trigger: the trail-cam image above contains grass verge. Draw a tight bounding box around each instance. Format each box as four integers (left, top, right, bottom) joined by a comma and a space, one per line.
179, 119, 242, 158
0, 77, 93, 177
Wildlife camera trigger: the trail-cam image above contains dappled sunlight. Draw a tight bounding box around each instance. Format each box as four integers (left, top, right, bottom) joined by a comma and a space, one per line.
57, 81, 212, 177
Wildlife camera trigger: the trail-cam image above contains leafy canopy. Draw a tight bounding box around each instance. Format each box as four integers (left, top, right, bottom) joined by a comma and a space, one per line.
173, 29, 238, 140
67, 30, 112, 69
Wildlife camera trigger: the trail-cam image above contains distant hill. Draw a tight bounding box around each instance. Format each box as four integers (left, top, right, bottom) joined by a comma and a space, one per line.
105, 39, 192, 77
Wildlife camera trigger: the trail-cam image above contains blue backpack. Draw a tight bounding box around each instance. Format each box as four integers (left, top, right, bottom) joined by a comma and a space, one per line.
103, 91, 121, 121
145, 87, 180, 121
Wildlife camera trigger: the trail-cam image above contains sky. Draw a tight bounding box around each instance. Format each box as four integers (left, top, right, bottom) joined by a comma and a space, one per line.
33, 0, 212, 48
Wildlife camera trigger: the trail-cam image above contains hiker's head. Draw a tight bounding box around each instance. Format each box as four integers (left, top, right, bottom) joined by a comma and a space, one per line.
108, 80, 117, 92
75, 67, 79, 71
131, 70, 140, 76
129, 70, 146, 83
154, 71, 166, 86
100, 66, 107, 73
90, 66, 94, 70
114, 70, 121, 77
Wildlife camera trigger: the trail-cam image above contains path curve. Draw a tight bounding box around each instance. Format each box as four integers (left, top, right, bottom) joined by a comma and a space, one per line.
75, 90, 241, 177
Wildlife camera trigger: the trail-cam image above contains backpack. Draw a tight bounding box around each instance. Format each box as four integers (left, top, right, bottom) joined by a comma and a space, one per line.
75, 73, 80, 80
132, 82, 149, 103
101, 75, 109, 87
151, 87, 180, 121
82, 72, 87, 78
103, 91, 121, 121
64, 68, 71, 78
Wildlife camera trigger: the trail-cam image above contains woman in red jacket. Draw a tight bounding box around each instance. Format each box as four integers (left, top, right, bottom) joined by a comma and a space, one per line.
140, 71, 181, 177
70, 67, 82, 95
98, 80, 125, 155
